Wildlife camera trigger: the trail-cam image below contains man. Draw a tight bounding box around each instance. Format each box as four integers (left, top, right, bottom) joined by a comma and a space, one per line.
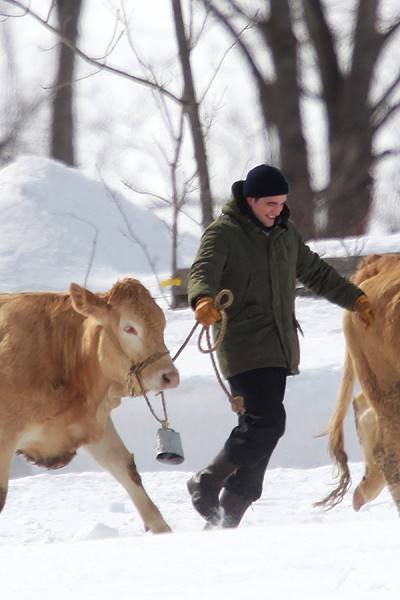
187, 164, 372, 529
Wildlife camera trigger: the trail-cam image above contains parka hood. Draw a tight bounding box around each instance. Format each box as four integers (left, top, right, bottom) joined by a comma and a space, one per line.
225, 180, 290, 231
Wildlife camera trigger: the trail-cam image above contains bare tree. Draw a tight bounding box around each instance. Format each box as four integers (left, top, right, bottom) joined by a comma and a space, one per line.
51, 0, 83, 166
303, 0, 400, 236
0, 16, 44, 164
119, 9, 209, 306
171, 0, 213, 228
200, 0, 400, 239
118, 0, 242, 299
101, 179, 171, 306
124, 100, 200, 307
1, 0, 216, 229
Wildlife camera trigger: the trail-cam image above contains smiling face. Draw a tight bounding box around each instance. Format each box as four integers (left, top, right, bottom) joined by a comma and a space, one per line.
246, 194, 287, 227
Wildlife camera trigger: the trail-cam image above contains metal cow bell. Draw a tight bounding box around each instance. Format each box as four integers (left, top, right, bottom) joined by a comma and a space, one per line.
156, 426, 185, 465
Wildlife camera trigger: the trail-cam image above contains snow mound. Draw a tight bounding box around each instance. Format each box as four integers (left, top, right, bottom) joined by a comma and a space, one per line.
109, 501, 129, 513
73, 522, 120, 541
0, 156, 198, 293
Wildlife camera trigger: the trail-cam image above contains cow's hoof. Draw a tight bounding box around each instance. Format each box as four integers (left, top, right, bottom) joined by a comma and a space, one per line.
353, 486, 366, 511
0, 487, 7, 512
145, 520, 172, 534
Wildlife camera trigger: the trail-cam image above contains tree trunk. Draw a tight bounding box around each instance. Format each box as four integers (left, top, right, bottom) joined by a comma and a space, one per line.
171, 0, 214, 229
303, 0, 378, 237
324, 109, 374, 237
51, 0, 82, 166
257, 0, 315, 239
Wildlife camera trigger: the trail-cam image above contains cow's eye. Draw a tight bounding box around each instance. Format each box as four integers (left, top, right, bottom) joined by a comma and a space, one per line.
123, 325, 137, 335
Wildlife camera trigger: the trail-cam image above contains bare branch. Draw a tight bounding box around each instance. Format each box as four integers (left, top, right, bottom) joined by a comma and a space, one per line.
42, 66, 104, 90
198, 0, 267, 89
199, 23, 251, 103
372, 72, 400, 115
99, 23, 125, 62
373, 99, 400, 131
45, 0, 56, 23
50, 212, 98, 287
122, 182, 201, 226
152, 81, 179, 141
2, 0, 183, 106
382, 17, 400, 44
374, 147, 400, 162
223, 0, 260, 25
155, 137, 172, 165
119, 4, 179, 136
189, 2, 209, 50
100, 176, 170, 305
122, 181, 170, 204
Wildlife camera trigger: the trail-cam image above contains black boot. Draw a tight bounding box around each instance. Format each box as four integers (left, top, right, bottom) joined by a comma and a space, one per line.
220, 489, 252, 528
187, 450, 238, 525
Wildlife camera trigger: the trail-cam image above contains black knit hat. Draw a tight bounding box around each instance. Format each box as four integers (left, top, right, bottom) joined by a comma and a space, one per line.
243, 164, 289, 198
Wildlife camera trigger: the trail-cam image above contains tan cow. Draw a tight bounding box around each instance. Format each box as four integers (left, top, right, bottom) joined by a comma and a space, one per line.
0, 278, 179, 533
317, 254, 400, 512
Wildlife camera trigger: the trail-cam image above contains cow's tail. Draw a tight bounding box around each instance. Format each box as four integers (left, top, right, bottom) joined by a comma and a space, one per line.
314, 351, 355, 509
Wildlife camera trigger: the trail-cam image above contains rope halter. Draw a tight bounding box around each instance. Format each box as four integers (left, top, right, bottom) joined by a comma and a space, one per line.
125, 350, 171, 427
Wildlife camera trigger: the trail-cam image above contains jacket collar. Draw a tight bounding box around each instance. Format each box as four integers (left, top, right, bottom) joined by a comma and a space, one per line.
222, 180, 290, 232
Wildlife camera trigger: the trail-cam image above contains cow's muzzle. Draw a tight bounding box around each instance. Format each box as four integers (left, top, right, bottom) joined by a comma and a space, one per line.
126, 351, 179, 395
161, 368, 179, 389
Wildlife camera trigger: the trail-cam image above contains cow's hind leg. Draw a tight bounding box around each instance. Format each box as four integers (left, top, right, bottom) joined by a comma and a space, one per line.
86, 418, 171, 534
375, 412, 400, 514
0, 432, 17, 513
352, 394, 385, 511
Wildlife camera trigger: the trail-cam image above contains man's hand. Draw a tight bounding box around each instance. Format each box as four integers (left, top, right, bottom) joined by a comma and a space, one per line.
230, 395, 245, 415
354, 294, 374, 327
195, 296, 221, 326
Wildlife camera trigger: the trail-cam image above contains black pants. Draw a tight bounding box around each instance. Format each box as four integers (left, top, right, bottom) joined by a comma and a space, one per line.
224, 367, 287, 501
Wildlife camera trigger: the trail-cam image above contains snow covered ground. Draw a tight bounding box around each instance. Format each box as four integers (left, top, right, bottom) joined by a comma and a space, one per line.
0, 157, 399, 599
1, 468, 397, 600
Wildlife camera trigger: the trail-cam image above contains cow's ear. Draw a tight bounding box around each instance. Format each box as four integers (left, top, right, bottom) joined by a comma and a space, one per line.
69, 283, 108, 324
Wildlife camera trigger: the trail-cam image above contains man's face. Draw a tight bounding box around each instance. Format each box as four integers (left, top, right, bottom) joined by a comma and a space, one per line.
246, 195, 287, 227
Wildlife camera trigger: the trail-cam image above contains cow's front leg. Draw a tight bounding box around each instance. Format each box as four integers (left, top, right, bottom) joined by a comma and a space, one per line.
86, 418, 171, 534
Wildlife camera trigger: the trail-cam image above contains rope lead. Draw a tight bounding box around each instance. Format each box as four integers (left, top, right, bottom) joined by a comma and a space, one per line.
128, 288, 244, 426
173, 289, 245, 415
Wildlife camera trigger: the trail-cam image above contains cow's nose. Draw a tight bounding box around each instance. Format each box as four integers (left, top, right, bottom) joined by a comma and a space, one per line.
162, 370, 180, 389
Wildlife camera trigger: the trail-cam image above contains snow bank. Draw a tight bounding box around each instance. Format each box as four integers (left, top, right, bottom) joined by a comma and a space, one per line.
0, 156, 199, 293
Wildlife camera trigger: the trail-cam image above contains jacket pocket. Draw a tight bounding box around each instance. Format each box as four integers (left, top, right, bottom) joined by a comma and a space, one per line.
233, 269, 270, 322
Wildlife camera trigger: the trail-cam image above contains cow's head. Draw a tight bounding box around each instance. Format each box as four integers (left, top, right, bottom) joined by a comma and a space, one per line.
69, 279, 179, 393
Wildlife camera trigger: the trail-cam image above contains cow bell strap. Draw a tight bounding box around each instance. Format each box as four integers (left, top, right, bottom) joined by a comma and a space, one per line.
126, 350, 170, 427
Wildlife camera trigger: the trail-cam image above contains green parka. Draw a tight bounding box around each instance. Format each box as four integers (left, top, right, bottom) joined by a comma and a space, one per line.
188, 193, 363, 378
